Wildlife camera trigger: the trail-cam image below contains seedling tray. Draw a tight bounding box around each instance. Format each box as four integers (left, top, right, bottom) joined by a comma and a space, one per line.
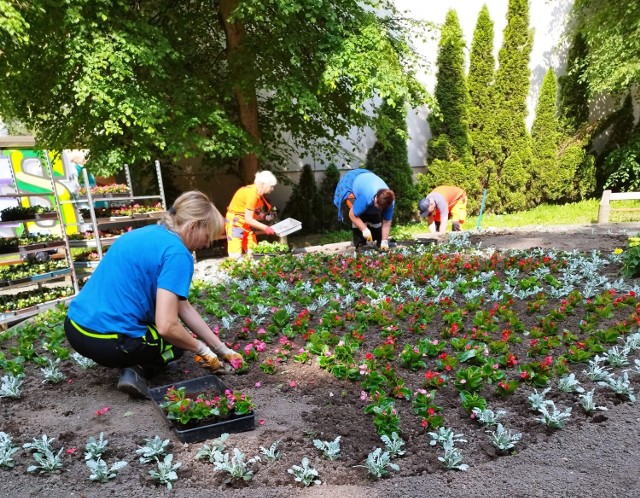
149, 375, 255, 443
271, 217, 302, 237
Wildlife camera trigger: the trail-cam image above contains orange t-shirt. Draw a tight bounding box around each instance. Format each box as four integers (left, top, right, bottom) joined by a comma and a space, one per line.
226, 184, 268, 225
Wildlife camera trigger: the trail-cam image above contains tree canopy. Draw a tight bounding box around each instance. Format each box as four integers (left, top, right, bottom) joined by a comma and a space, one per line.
0, 0, 431, 181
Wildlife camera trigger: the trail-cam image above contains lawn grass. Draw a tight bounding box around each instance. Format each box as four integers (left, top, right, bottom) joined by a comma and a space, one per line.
289, 198, 640, 247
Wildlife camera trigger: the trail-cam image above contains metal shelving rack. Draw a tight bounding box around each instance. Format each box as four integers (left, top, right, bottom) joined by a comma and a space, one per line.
59, 160, 167, 261
0, 152, 79, 326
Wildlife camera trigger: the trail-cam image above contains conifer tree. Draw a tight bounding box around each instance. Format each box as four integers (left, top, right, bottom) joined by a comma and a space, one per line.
318, 163, 341, 231
365, 100, 417, 224
468, 5, 496, 168
558, 33, 590, 133
427, 9, 472, 164
283, 164, 322, 233
491, 0, 533, 212
530, 69, 571, 204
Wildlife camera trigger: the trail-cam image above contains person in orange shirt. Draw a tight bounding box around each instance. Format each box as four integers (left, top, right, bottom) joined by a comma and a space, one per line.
225, 171, 278, 259
418, 186, 467, 233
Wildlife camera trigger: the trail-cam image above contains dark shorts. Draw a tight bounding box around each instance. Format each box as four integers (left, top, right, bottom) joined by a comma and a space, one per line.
64, 316, 183, 369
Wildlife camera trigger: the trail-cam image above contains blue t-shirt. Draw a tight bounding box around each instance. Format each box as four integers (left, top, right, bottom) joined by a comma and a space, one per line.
68, 224, 194, 337
351, 172, 394, 221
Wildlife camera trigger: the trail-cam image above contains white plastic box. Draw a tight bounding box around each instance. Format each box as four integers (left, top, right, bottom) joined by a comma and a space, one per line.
271, 217, 302, 237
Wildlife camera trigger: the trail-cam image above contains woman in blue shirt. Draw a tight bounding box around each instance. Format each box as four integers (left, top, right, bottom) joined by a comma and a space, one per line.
65, 191, 242, 398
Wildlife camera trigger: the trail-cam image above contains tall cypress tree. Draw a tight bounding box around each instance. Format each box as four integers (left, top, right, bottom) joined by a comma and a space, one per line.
530, 69, 570, 204
491, 0, 533, 212
318, 163, 341, 232
427, 9, 472, 164
283, 164, 322, 233
468, 5, 496, 170
365, 100, 417, 224
558, 33, 590, 133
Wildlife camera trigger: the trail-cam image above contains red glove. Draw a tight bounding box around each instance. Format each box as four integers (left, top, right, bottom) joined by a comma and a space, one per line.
264, 226, 276, 235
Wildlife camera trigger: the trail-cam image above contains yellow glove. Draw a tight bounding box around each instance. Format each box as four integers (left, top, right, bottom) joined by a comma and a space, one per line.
194, 343, 222, 372
362, 228, 373, 242
223, 352, 244, 369
380, 240, 389, 251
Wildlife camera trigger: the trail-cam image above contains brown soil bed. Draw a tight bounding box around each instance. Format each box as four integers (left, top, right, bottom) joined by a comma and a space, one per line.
2, 223, 640, 498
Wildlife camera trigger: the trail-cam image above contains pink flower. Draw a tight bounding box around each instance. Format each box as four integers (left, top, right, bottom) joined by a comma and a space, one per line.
95, 406, 110, 416
359, 391, 368, 401
258, 419, 266, 426
244, 344, 254, 353
229, 357, 243, 369
289, 380, 298, 388
66, 448, 77, 455
255, 382, 262, 388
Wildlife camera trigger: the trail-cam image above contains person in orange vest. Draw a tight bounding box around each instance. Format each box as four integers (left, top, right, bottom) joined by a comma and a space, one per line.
418, 186, 467, 233
225, 171, 278, 259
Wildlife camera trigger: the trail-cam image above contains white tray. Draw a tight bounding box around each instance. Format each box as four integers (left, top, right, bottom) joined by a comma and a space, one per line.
271, 217, 302, 236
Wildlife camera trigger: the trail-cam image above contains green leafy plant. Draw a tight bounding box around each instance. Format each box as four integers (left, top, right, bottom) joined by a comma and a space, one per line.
136, 436, 170, 464
0, 432, 19, 468
621, 237, 640, 277
259, 440, 282, 461
211, 448, 260, 481
23, 435, 64, 474
86, 458, 127, 483
195, 434, 229, 463
149, 454, 181, 490
84, 433, 109, 461
313, 436, 341, 460
380, 432, 405, 458
488, 423, 522, 451
288, 457, 321, 487
357, 448, 399, 478
253, 241, 290, 254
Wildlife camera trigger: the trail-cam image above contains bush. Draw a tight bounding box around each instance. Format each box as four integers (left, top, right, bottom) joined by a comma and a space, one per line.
283, 164, 322, 234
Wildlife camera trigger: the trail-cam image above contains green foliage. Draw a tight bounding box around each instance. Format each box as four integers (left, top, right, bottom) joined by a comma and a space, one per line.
427, 10, 471, 164
570, 0, 640, 96
603, 133, 640, 192
0, 0, 431, 179
490, 0, 533, 213
558, 33, 590, 133
283, 164, 322, 233
597, 94, 636, 190
365, 100, 417, 223
559, 139, 596, 202
318, 164, 342, 232
530, 69, 571, 204
468, 5, 498, 180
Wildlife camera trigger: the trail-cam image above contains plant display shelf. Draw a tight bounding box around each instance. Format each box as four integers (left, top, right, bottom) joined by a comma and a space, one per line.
0, 267, 73, 288
0, 294, 74, 325
59, 160, 167, 262
0, 152, 79, 325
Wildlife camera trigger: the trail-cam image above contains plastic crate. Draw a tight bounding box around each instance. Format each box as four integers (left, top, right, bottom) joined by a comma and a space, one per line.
270, 217, 302, 237
149, 375, 255, 443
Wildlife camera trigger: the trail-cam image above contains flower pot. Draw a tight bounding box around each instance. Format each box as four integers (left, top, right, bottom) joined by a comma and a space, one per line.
149, 375, 255, 443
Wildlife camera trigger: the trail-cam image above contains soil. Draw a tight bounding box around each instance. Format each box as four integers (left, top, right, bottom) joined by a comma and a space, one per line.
2, 223, 640, 498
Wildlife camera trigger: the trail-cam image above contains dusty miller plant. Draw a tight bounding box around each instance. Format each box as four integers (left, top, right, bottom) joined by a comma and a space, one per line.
0, 432, 19, 468
583, 357, 612, 382
313, 436, 341, 460
71, 352, 98, 369
487, 423, 522, 451
195, 433, 229, 463
624, 332, 640, 351
535, 401, 572, 429
380, 432, 405, 458
40, 358, 67, 384
84, 432, 109, 461
357, 448, 399, 478
557, 373, 584, 393
259, 440, 282, 461
0, 373, 25, 399
212, 447, 260, 481
472, 407, 506, 427
527, 388, 551, 411
601, 346, 630, 368
23, 435, 64, 474
288, 457, 321, 486
149, 454, 181, 490
599, 372, 636, 402
438, 440, 469, 471
578, 390, 608, 414
428, 427, 467, 447
86, 458, 127, 483
136, 436, 170, 464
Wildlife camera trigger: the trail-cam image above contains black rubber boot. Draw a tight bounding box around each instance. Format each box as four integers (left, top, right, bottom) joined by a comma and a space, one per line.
117, 366, 149, 399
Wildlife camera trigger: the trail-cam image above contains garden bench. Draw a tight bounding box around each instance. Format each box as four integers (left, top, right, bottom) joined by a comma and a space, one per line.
597, 190, 640, 224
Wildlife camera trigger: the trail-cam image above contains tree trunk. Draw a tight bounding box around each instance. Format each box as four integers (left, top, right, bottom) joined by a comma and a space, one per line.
219, 0, 260, 185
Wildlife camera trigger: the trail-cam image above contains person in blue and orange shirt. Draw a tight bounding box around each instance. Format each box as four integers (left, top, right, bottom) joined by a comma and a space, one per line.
418, 185, 467, 233
225, 171, 278, 259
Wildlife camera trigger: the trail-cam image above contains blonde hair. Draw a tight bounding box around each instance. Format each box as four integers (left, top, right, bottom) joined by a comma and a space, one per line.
254, 170, 277, 188
160, 191, 224, 244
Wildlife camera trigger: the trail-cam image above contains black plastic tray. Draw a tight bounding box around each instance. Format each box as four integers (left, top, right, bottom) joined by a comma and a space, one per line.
149, 375, 255, 443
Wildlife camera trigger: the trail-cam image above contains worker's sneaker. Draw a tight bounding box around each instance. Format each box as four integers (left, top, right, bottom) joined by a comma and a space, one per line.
117, 367, 149, 399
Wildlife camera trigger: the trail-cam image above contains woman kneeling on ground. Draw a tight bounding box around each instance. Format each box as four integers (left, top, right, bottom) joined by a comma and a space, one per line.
64, 190, 243, 398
